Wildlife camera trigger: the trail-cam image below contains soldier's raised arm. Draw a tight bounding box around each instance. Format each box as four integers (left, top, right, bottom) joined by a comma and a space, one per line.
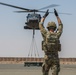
54, 9, 63, 38
39, 10, 49, 33
41, 9, 49, 23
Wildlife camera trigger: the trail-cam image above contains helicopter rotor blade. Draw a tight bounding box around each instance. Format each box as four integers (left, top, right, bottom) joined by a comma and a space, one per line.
14, 10, 71, 15
14, 11, 29, 13
14, 10, 53, 13
37, 10, 54, 13
0, 2, 30, 11
38, 11, 71, 15
14, 9, 39, 13
48, 12, 71, 15
57, 12, 72, 15
0, 2, 71, 15
38, 4, 59, 10
36, 10, 71, 15
37, 10, 71, 15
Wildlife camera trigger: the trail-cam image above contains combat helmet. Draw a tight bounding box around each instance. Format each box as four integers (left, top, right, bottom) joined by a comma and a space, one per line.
47, 21, 57, 30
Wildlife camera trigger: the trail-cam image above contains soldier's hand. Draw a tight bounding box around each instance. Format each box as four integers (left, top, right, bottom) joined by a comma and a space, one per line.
43, 9, 49, 18
54, 9, 58, 16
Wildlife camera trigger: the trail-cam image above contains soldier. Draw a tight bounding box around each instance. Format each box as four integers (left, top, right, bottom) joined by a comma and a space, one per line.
39, 9, 63, 75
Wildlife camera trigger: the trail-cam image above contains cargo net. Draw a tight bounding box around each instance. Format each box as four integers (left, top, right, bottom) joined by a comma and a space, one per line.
24, 30, 43, 67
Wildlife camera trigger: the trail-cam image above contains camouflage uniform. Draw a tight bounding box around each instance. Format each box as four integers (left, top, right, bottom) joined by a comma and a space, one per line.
39, 22, 63, 75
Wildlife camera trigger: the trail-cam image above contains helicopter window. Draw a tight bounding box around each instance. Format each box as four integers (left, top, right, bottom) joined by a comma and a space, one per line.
29, 15, 33, 18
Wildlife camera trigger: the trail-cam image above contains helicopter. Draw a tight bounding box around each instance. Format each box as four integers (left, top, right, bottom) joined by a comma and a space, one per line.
0, 2, 71, 36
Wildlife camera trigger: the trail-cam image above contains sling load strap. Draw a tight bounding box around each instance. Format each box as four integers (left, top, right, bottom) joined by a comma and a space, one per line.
28, 29, 39, 58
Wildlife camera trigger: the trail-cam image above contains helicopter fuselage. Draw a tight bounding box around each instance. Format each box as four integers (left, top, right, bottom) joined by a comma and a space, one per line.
24, 13, 41, 29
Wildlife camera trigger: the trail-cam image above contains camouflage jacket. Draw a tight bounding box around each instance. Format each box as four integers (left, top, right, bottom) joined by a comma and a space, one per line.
39, 22, 63, 52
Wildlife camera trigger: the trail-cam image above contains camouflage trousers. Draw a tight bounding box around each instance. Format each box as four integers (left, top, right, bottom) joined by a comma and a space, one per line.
42, 52, 60, 75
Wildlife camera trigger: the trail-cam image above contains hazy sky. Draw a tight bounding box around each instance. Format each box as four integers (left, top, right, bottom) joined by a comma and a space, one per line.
0, 0, 76, 58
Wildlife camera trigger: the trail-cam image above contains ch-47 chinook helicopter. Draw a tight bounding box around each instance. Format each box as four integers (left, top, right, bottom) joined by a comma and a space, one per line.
0, 2, 71, 37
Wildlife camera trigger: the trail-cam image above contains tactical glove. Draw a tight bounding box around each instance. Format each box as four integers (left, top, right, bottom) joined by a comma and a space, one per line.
43, 9, 49, 18
54, 9, 58, 16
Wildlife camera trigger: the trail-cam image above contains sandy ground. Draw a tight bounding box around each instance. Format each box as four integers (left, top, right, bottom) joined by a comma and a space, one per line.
0, 64, 76, 75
